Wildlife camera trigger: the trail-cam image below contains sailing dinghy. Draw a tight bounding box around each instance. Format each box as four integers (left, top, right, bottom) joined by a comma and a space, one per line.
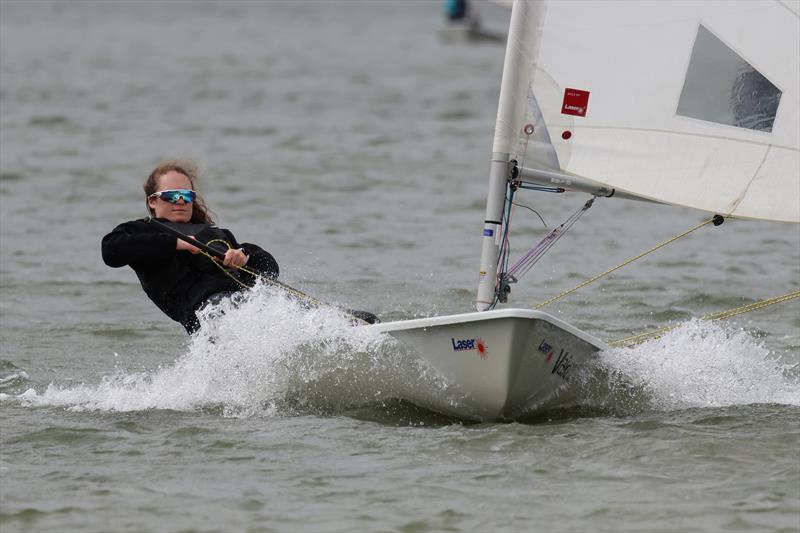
372, 0, 799, 421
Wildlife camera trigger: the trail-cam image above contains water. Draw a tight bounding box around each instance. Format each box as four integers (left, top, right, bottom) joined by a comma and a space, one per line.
1, 1, 799, 531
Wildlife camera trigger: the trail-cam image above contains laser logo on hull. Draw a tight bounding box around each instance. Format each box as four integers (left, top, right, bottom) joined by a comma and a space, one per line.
451, 337, 489, 359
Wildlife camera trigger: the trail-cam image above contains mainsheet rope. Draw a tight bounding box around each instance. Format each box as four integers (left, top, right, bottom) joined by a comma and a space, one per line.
199, 239, 327, 305
200, 242, 370, 325
203, 238, 262, 290
532, 215, 721, 310
607, 289, 800, 348
513, 210, 797, 347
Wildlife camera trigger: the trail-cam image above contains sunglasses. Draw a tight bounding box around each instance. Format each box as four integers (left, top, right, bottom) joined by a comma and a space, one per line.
149, 189, 197, 204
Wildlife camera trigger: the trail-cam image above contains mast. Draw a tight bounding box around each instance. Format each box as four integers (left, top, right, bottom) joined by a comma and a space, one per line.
476, 0, 543, 311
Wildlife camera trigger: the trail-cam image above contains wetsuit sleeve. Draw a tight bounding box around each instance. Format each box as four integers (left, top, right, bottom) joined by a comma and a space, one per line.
102, 219, 177, 268
240, 242, 279, 279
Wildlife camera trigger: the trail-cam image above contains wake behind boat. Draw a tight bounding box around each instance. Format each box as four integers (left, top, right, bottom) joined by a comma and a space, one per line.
370, 0, 799, 422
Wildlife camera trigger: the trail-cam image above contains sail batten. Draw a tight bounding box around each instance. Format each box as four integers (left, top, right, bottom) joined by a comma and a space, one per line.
506, 0, 799, 223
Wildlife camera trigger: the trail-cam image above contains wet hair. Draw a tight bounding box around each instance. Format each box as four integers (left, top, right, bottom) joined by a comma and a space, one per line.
144, 158, 214, 224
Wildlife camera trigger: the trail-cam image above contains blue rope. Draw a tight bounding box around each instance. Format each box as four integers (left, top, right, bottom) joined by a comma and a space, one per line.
517, 183, 565, 193
489, 184, 517, 309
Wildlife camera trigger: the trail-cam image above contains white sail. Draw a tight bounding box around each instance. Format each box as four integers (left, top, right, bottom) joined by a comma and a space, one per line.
503, 0, 799, 223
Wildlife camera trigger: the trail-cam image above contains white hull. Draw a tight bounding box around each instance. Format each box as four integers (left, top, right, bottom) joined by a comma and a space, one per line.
373, 309, 606, 421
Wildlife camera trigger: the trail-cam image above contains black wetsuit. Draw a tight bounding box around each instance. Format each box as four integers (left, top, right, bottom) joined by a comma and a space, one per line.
102, 218, 279, 333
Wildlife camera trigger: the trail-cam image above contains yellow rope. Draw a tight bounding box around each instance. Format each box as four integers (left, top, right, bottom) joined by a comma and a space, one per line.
204, 249, 325, 304
199, 240, 366, 323
607, 289, 800, 348
703, 289, 800, 321
202, 239, 254, 290
524, 213, 798, 346
533, 216, 718, 310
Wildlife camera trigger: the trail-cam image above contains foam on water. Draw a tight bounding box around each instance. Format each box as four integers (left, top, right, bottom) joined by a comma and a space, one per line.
5, 290, 798, 417
0, 370, 29, 390
5, 284, 448, 417
599, 318, 800, 411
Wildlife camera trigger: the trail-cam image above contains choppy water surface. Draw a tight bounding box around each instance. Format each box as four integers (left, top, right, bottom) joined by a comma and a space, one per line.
1, 2, 799, 532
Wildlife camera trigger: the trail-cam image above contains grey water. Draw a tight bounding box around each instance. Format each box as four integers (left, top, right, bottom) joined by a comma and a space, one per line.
1, 1, 798, 532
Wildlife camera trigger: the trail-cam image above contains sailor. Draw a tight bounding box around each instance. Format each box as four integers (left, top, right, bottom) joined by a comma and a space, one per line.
101, 159, 280, 334
444, 0, 480, 28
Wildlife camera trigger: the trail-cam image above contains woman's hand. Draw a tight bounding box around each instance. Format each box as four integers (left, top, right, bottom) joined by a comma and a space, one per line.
223, 248, 249, 268
176, 237, 201, 254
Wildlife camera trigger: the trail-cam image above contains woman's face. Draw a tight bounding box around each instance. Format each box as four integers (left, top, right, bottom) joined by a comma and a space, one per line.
147, 170, 194, 223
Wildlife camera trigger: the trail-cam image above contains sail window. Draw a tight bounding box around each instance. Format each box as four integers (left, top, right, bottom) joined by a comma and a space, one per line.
677, 25, 781, 132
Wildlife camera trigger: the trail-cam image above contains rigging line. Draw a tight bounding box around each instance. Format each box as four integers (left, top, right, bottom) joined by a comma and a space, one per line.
507, 198, 593, 279
607, 289, 800, 348
512, 202, 589, 278
201, 239, 287, 293
511, 201, 548, 228
490, 186, 518, 309
516, 183, 566, 194
200, 239, 255, 291
199, 245, 315, 303
533, 215, 720, 310
700, 289, 800, 322
489, 127, 535, 310
197, 240, 336, 310
201, 249, 370, 325
496, 188, 514, 273
497, 130, 534, 272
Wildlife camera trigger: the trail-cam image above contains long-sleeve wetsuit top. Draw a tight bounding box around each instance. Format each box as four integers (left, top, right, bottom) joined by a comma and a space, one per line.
102, 218, 279, 333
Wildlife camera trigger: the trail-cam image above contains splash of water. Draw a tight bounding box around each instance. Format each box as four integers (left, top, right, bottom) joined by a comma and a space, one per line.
6, 284, 449, 417
0, 369, 29, 391
7, 292, 797, 418
598, 318, 800, 411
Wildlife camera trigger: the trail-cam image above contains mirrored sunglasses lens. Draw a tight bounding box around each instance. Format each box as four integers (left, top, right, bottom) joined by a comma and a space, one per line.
161, 191, 181, 203
161, 190, 195, 203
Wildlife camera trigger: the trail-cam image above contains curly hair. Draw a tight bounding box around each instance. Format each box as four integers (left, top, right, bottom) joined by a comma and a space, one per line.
144, 158, 214, 224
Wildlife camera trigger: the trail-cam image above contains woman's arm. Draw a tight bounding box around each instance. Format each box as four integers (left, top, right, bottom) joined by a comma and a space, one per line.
217, 229, 277, 275
101, 219, 177, 268
240, 242, 279, 279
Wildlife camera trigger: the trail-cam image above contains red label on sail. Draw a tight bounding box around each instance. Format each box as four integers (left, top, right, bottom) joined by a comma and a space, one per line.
561, 88, 590, 117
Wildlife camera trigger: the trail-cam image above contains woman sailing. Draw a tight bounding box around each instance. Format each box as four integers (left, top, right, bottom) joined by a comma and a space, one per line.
102, 159, 281, 334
